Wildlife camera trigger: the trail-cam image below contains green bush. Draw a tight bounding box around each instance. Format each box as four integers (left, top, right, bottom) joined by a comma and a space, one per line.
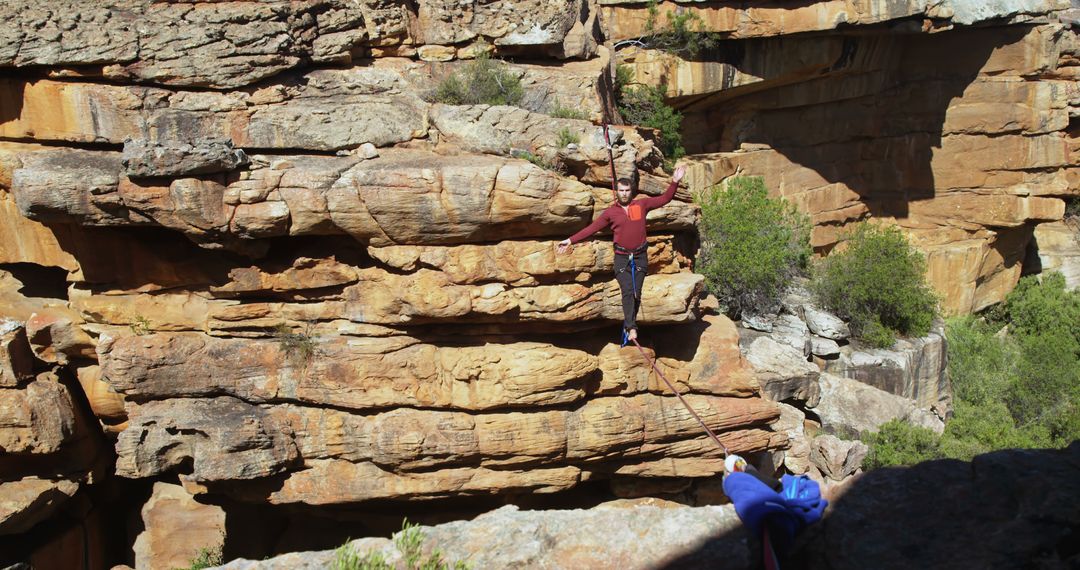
614, 65, 684, 166
333, 520, 467, 570
511, 148, 564, 173
434, 53, 524, 106
861, 419, 942, 469
642, 0, 721, 59
1002, 272, 1080, 348
696, 176, 811, 316
944, 316, 1018, 406
176, 547, 223, 570
812, 223, 938, 348
549, 101, 589, 120
864, 291, 1080, 470
275, 323, 318, 364
556, 127, 579, 148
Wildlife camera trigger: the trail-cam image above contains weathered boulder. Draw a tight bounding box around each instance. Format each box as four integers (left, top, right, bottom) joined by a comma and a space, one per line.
773, 402, 812, 475
25, 309, 96, 365
742, 337, 821, 407
811, 373, 945, 436
810, 337, 841, 358
809, 434, 868, 481
770, 314, 812, 356
133, 482, 225, 570
122, 138, 248, 178
795, 443, 1080, 569
74, 364, 127, 432
0, 179, 80, 272
0, 477, 80, 536
430, 105, 662, 187
0, 320, 34, 388
0, 374, 77, 457
823, 327, 948, 407
802, 306, 850, 341
1032, 220, 1080, 289
217, 501, 753, 570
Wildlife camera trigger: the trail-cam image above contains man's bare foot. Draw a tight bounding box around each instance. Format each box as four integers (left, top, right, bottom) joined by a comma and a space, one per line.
626, 328, 637, 342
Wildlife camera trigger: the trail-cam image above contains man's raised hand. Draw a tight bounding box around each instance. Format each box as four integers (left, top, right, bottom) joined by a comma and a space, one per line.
556, 238, 572, 254
672, 165, 687, 183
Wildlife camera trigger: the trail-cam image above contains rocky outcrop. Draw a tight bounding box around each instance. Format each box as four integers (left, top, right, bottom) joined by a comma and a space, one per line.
812, 373, 946, 436
1, 0, 1077, 567
218, 500, 753, 570
0, 1, 599, 89
216, 444, 1080, 570
602, 0, 1069, 42
1032, 219, 1080, 289
822, 328, 949, 408
134, 483, 225, 570
657, 19, 1079, 314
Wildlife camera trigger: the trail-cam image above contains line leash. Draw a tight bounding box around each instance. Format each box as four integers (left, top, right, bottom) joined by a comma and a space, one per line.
630, 338, 730, 456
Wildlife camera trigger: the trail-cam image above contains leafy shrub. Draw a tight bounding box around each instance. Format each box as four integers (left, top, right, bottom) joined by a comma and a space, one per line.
812, 223, 938, 348
556, 127, 579, 148
1002, 272, 1080, 348
945, 316, 1018, 406
511, 148, 564, 173
696, 176, 811, 317
861, 419, 942, 469
129, 315, 151, 336
864, 290, 1080, 470
642, 0, 721, 59
176, 547, 223, 570
275, 323, 318, 364
333, 520, 468, 570
549, 101, 589, 120
996, 273, 1080, 442
434, 52, 523, 106
614, 65, 684, 166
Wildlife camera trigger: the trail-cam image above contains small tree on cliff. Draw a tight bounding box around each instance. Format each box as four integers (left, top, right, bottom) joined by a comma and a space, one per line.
696, 176, 811, 317
811, 223, 938, 348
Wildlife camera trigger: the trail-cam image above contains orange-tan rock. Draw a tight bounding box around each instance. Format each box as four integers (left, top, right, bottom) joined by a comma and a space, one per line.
133, 483, 225, 570
116, 392, 779, 501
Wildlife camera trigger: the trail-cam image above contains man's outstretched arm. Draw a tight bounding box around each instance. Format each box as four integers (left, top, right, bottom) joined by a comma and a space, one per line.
639, 165, 687, 211
557, 211, 611, 254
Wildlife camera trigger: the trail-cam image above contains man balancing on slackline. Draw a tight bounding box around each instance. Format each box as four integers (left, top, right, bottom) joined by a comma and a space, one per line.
556, 165, 686, 344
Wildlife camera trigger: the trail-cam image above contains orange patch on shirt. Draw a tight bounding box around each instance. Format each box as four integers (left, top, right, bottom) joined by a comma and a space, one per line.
628, 204, 643, 221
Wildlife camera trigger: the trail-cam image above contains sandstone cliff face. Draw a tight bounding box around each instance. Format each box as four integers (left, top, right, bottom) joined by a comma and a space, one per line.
622, 6, 1079, 313
0, 0, 1076, 567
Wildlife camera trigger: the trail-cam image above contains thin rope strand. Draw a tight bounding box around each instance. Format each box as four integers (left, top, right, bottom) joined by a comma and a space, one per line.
631, 338, 730, 456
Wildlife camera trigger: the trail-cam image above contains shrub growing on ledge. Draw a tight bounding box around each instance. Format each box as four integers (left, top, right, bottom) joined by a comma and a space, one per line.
614, 65, 684, 167
434, 52, 524, 106
642, 0, 722, 59
811, 223, 937, 348
696, 176, 811, 317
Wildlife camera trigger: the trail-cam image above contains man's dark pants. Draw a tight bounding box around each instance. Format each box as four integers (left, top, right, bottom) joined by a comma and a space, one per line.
614, 250, 647, 333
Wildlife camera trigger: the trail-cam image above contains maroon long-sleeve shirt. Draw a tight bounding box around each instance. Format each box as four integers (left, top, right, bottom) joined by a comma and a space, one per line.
568, 180, 679, 250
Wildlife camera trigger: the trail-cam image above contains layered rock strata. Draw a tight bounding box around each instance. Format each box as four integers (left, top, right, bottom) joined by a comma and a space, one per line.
1, 0, 1077, 566
623, 12, 1079, 313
